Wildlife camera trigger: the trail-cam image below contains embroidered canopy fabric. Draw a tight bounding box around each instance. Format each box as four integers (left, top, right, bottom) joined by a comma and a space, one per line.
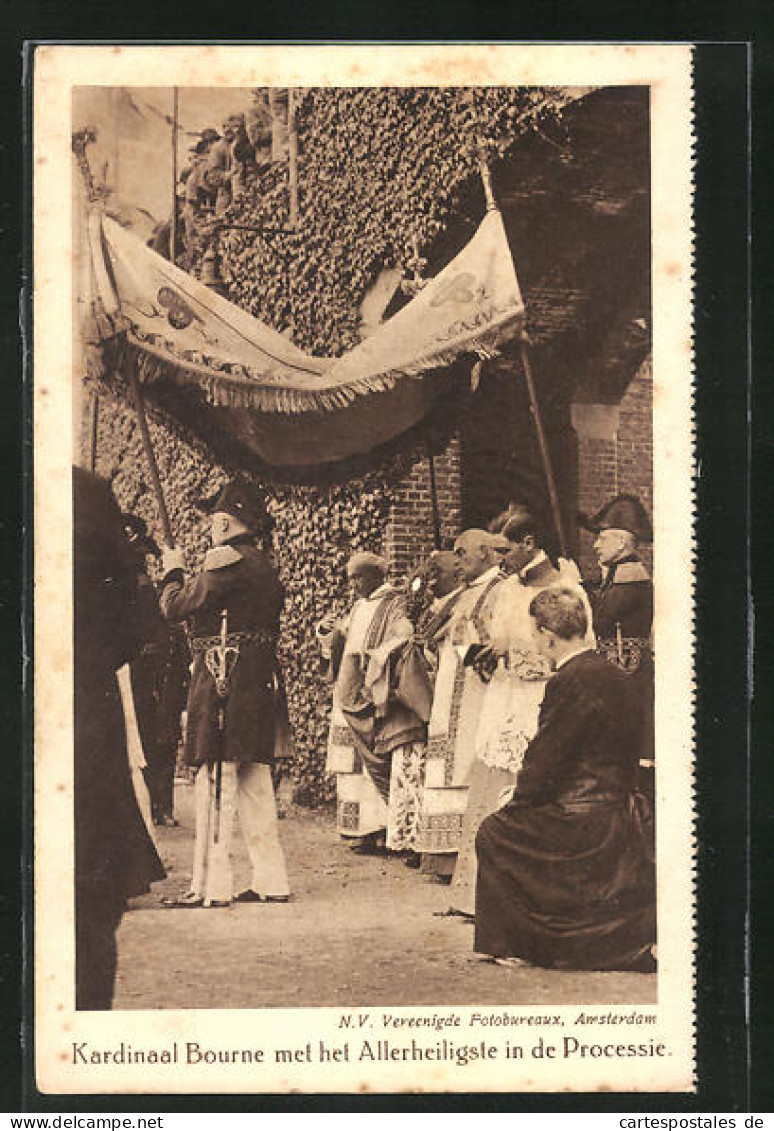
88, 208, 525, 465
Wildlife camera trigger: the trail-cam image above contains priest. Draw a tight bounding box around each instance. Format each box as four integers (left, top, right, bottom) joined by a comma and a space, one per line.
318, 551, 426, 852
416, 529, 506, 878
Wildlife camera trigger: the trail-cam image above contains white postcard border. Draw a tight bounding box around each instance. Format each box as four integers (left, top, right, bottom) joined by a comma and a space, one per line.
33, 42, 695, 1095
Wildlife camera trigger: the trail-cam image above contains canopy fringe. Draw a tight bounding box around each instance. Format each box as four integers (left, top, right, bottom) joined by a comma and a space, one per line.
102, 316, 522, 416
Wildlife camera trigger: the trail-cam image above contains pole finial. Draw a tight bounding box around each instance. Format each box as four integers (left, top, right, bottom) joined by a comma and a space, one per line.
465, 89, 498, 212
72, 126, 100, 203
476, 140, 498, 212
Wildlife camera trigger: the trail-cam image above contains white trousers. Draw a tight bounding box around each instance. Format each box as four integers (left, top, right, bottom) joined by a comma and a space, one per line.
191, 762, 290, 905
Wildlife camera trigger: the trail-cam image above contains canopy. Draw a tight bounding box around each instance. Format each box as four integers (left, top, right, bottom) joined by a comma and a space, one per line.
88, 207, 525, 465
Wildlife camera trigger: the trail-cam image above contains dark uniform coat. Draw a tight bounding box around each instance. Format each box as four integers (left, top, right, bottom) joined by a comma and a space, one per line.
129, 573, 189, 815
589, 555, 655, 768
591, 555, 653, 643
160, 536, 283, 767
475, 649, 655, 972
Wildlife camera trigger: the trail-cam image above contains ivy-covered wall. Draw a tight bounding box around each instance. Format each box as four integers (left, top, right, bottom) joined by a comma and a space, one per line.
90, 393, 435, 806
84, 85, 651, 805
216, 87, 566, 354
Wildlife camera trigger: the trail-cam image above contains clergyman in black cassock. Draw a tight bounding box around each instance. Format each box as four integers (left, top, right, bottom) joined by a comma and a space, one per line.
474, 612, 655, 972
73, 468, 165, 1009
122, 512, 189, 826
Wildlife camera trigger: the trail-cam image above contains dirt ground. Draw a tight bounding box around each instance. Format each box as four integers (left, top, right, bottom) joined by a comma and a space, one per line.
114, 778, 657, 1010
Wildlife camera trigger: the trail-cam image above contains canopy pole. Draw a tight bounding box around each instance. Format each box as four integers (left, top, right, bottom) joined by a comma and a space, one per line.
427, 451, 442, 550
72, 127, 178, 547
127, 371, 175, 547
475, 138, 498, 213
171, 87, 179, 265
518, 339, 566, 557
467, 97, 567, 557
89, 393, 100, 472
72, 126, 177, 547
72, 128, 101, 474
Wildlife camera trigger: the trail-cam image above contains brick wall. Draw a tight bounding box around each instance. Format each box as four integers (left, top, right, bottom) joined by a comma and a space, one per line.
574, 422, 619, 577
617, 354, 654, 530
384, 433, 461, 579
573, 353, 653, 579
384, 354, 652, 584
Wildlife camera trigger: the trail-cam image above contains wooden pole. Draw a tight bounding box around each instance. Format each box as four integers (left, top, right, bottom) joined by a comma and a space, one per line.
72, 128, 98, 473
288, 88, 299, 228
171, 87, 179, 264
127, 371, 175, 547
465, 95, 567, 558
475, 139, 498, 213
519, 338, 567, 557
110, 89, 120, 193
427, 451, 442, 550
73, 125, 177, 549
89, 393, 100, 472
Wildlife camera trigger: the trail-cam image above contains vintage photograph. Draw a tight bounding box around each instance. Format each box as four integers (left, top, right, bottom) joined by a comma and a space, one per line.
34, 44, 695, 1094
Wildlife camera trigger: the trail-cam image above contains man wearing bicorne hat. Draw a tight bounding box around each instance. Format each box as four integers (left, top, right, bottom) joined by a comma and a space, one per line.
317, 551, 425, 854
579, 493, 653, 644
579, 493, 655, 775
159, 479, 291, 908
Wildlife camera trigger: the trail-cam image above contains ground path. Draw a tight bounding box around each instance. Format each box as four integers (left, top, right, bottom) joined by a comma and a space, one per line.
115, 779, 657, 1010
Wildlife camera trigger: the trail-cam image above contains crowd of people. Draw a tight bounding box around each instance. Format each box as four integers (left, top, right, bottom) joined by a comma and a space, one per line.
315, 495, 656, 973
73, 466, 657, 1011
148, 112, 273, 265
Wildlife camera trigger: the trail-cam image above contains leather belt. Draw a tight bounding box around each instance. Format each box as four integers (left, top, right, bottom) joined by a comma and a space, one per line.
596, 636, 651, 672
190, 629, 276, 655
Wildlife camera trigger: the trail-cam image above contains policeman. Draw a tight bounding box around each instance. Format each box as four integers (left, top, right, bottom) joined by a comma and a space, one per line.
579, 492, 655, 781
579, 493, 653, 649
159, 480, 291, 908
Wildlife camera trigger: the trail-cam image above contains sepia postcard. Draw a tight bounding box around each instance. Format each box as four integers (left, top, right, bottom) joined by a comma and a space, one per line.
33, 43, 695, 1095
